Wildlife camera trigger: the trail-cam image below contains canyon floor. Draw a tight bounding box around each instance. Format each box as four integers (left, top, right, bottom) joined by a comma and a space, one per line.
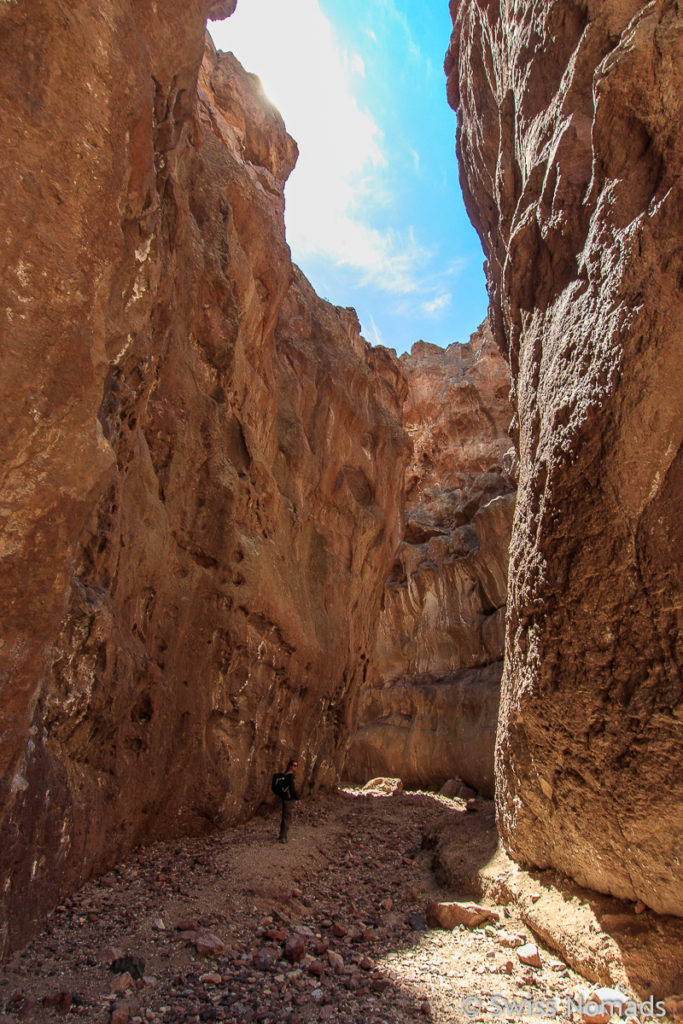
1, 788, 681, 1024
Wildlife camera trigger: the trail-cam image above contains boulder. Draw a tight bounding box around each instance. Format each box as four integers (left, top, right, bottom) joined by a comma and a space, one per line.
361, 778, 403, 795
425, 901, 498, 930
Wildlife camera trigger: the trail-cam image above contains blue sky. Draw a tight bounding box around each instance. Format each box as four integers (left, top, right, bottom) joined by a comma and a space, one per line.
209, 0, 488, 355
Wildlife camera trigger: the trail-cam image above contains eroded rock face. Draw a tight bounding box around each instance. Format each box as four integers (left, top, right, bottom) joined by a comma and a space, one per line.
0, 9, 408, 954
346, 326, 515, 795
447, 1, 683, 912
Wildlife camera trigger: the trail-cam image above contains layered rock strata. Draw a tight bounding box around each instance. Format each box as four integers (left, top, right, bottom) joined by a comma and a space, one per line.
447, 0, 683, 913
347, 326, 515, 795
0, 6, 408, 955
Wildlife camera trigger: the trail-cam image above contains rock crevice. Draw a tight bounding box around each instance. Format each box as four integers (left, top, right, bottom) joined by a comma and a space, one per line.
346, 324, 516, 795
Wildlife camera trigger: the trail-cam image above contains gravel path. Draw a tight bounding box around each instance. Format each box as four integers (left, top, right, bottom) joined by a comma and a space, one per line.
0, 789, 599, 1023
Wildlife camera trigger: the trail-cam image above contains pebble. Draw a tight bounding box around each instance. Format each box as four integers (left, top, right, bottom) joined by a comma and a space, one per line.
284, 934, 306, 964
516, 942, 542, 968
326, 950, 344, 974
0, 790, 619, 1024
194, 933, 226, 957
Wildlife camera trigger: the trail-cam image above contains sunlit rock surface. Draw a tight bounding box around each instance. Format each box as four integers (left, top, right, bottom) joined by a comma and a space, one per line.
447, 0, 683, 913
346, 325, 515, 795
0, 7, 409, 954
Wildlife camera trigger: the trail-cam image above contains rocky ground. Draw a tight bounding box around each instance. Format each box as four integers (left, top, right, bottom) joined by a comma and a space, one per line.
0, 787, 680, 1024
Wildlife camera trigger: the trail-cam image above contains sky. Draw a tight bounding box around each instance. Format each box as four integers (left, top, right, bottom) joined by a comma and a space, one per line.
209, 0, 488, 356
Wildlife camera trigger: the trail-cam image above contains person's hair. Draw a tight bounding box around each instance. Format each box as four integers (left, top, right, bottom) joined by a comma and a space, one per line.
287, 759, 298, 770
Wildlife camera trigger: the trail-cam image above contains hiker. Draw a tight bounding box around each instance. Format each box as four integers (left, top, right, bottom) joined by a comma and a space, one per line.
272, 759, 300, 843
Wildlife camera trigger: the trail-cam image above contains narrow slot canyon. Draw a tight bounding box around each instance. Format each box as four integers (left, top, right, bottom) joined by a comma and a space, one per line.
0, 0, 681, 1022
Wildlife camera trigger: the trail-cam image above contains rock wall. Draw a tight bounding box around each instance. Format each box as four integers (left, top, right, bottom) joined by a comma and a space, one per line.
0, 4, 409, 955
446, 0, 683, 913
346, 325, 515, 795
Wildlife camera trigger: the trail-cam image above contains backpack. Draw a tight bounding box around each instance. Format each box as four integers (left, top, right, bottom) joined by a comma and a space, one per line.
271, 773, 290, 799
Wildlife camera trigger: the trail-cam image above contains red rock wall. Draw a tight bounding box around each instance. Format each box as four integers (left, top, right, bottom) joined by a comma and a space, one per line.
447, 0, 683, 913
346, 325, 515, 795
0, 6, 408, 955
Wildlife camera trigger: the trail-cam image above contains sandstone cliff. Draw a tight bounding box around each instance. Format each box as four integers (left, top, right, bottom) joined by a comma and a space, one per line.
346, 324, 515, 795
447, 0, 682, 914
0, 5, 408, 955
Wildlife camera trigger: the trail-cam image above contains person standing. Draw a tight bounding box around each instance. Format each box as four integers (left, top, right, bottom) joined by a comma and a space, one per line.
275, 759, 300, 843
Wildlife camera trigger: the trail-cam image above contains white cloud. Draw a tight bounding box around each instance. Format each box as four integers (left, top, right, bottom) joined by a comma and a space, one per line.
209, 0, 429, 296
421, 293, 451, 316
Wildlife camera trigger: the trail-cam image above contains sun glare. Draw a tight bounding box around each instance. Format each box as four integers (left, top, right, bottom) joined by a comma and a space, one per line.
209, 0, 426, 292
209, 0, 489, 353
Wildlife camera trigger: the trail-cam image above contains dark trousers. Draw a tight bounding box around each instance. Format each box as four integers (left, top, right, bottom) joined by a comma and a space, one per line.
279, 798, 291, 840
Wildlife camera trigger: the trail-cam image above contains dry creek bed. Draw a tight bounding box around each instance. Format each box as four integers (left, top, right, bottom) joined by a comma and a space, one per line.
1, 788, 681, 1024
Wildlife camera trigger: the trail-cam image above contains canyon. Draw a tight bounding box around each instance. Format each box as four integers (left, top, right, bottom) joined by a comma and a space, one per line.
346, 325, 515, 796
0, 0, 681, 978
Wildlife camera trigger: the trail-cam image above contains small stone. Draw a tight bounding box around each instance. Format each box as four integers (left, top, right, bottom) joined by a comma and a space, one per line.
516, 943, 542, 968
327, 949, 344, 974
195, 933, 226, 957
634, 900, 646, 914
284, 933, 306, 964
110, 1000, 140, 1024
581, 988, 629, 1023
358, 956, 373, 971
175, 919, 199, 932
110, 972, 134, 993
311, 988, 324, 1004
265, 928, 287, 942
199, 972, 222, 985
331, 922, 347, 938
307, 960, 325, 978
253, 949, 276, 971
